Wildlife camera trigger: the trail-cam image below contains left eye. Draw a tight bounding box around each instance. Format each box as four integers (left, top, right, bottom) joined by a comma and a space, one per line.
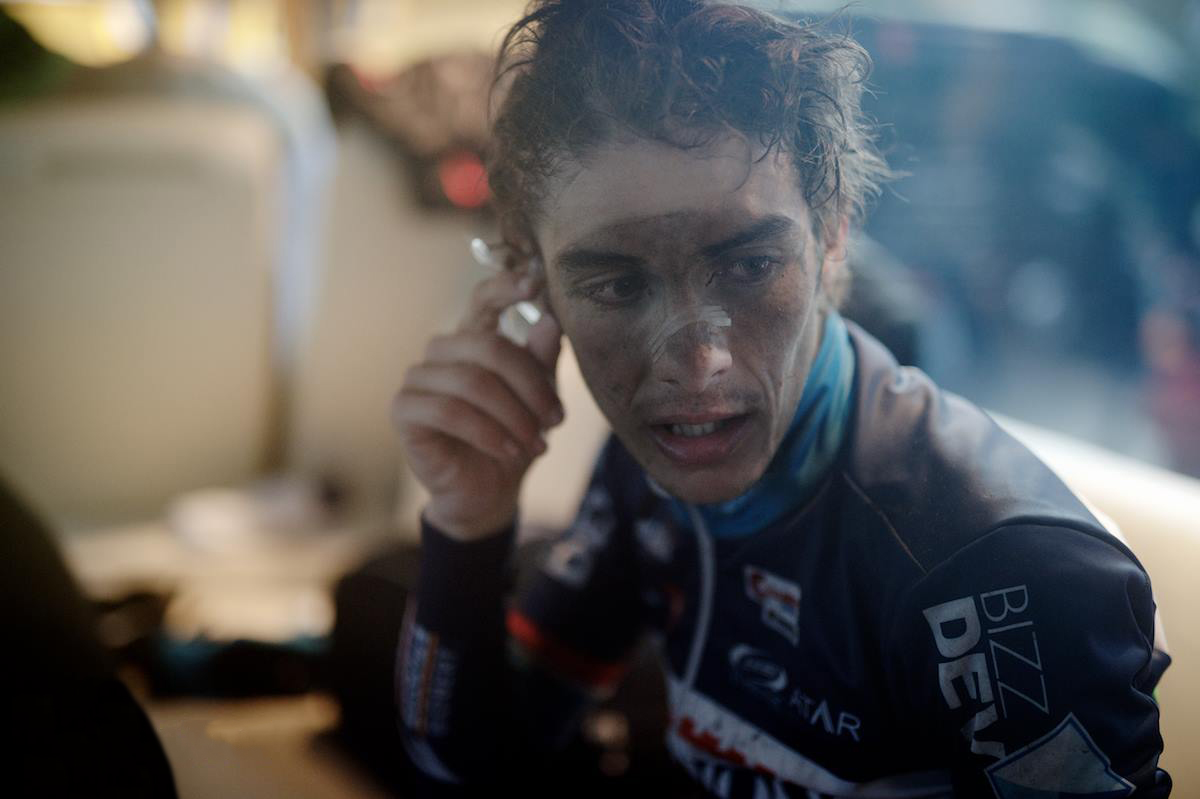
723, 256, 779, 284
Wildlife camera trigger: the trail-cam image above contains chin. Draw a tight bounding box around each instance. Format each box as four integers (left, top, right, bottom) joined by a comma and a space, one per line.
646, 460, 763, 505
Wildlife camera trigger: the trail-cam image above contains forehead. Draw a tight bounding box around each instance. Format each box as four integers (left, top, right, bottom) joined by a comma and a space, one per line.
535, 133, 810, 257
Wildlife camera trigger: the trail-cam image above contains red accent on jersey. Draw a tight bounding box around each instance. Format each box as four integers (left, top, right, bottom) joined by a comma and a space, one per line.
506, 608, 628, 689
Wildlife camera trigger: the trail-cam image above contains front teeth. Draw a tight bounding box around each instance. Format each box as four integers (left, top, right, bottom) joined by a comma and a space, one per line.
671, 421, 718, 437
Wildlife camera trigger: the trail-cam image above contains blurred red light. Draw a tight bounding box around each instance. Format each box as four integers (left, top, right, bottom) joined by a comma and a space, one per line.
348, 64, 392, 93
437, 151, 490, 209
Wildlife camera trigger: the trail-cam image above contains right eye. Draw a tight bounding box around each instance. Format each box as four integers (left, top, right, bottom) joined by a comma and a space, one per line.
584, 274, 648, 306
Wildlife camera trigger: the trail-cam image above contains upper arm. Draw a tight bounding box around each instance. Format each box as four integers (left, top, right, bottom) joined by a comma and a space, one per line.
887, 524, 1171, 796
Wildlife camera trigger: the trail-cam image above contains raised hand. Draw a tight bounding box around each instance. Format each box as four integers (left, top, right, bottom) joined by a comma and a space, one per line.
393, 269, 563, 540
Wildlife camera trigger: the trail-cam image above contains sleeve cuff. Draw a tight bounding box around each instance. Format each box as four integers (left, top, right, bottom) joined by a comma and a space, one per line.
414, 515, 517, 642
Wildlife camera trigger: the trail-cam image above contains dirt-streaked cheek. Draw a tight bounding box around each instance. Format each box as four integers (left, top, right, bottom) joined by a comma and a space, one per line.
562, 311, 641, 429
728, 275, 818, 446
558, 265, 817, 462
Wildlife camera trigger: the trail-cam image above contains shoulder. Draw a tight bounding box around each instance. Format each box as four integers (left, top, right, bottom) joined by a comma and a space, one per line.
841, 322, 1108, 574
903, 520, 1154, 636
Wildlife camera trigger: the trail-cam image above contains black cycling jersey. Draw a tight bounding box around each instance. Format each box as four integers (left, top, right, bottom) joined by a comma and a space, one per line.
399, 321, 1171, 797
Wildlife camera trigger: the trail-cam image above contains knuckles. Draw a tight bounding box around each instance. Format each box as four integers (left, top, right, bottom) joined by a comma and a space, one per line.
430, 396, 465, 429
459, 363, 496, 397
401, 328, 558, 437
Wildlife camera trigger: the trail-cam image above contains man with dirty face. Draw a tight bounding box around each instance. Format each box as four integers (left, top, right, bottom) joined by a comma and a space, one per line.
393, 1, 1171, 796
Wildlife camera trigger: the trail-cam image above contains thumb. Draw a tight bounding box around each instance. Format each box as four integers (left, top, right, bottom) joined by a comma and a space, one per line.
526, 312, 562, 379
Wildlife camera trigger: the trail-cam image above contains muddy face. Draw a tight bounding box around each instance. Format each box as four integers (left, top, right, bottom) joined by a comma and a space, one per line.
534, 133, 843, 503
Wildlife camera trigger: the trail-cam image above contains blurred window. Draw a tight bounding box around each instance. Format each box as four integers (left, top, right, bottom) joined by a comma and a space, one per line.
792, 3, 1200, 477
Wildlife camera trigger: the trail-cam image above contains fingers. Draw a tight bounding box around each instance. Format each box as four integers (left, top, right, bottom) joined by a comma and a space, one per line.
459, 269, 537, 335
396, 270, 563, 472
393, 391, 528, 465
425, 332, 563, 429
402, 362, 546, 457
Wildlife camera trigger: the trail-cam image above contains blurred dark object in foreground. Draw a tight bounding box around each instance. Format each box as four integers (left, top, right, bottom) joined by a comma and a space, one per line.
90, 579, 329, 699
1, 476, 176, 798
98, 589, 326, 699
0, 10, 74, 103
330, 538, 707, 797
148, 633, 326, 698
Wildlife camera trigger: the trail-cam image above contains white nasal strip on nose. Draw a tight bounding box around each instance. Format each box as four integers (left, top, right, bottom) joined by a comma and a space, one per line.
648, 305, 732, 364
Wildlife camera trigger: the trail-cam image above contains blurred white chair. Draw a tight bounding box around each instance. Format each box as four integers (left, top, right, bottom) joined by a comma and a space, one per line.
0, 92, 285, 530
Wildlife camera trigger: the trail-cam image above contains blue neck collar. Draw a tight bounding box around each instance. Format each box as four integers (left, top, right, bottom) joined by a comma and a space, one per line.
666, 311, 856, 538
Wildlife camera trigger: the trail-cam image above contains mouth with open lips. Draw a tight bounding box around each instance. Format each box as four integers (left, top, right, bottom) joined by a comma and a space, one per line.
645, 410, 755, 468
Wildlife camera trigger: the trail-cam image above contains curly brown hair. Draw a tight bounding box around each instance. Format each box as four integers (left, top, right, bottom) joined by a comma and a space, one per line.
486, 0, 893, 268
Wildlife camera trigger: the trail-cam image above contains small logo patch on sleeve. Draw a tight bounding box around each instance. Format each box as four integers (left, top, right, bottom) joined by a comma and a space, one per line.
986, 713, 1135, 798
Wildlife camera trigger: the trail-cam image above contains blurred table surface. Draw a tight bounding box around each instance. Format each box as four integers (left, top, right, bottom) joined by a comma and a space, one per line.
59, 520, 400, 642
145, 692, 394, 799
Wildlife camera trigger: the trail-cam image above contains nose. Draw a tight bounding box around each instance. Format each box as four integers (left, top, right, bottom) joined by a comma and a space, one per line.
652, 319, 732, 392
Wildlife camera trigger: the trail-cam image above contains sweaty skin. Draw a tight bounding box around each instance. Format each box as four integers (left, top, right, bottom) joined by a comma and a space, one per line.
534, 132, 846, 504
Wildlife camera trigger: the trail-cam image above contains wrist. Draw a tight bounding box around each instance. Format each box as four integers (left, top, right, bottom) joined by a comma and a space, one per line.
423, 499, 517, 542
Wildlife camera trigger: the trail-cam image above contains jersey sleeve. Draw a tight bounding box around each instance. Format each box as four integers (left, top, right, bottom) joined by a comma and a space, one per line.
397, 437, 649, 785
507, 436, 648, 696
886, 523, 1172, 797
397, 517, 516, 783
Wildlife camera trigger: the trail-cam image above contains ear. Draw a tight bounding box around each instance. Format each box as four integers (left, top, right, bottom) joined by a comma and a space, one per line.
820, 215, 850, 279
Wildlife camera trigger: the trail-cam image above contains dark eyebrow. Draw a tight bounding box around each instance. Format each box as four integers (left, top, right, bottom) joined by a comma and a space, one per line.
554, 249, 645, 275
554, 214, 797, 274
700, 215, 796, 259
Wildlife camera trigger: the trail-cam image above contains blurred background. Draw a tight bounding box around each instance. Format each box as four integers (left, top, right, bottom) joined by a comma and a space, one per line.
1, 0, 1198, 796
